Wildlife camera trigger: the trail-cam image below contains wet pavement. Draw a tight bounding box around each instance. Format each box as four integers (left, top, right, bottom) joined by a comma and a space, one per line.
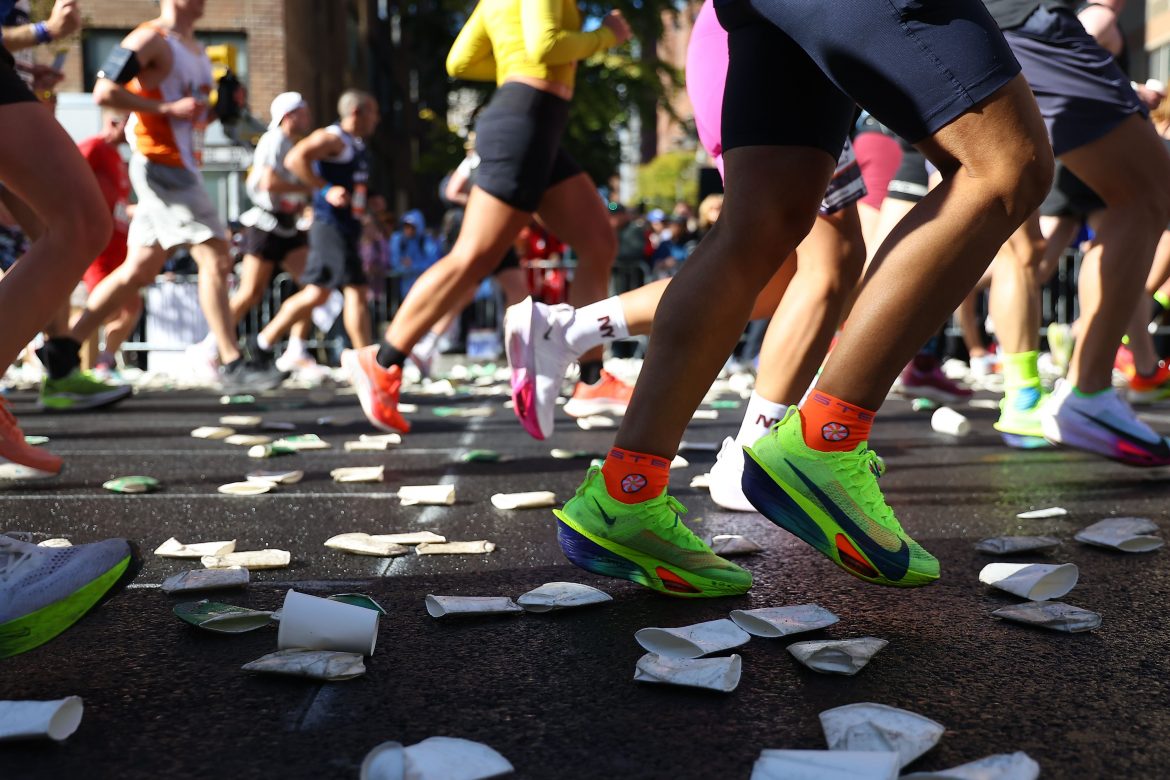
2, 384, 1169, 778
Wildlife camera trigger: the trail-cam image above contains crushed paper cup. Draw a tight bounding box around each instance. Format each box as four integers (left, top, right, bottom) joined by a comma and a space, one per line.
399, 484, 455, 506
730, 604, 839, 638
912, 398, 939, 412
991, 601, 1101, 633
220, 415, 261, 426
709, 534, 763, 556
331, 465, 386, 483
0, 697, 83, 742
1074, 517, 1163, 553
23, 435, 49, 446
202, 549, 291, 570
278, 589, 379, 655
1016, 507, 1067, 519
346, 440, 392, 452
324, 533, 410, 557
275, 433, 331, 450
161, 566, 249, 594
634, 652, 742, 693
397, 402, 419, 413
576, 415, 615, 430
979, 562, 1078, 601
218, 481, 274, 496
974, 536, 1060, 555
491, 491, 556, 510
788, 637, 888, 675
220, 394, 256, 405
635, 618, 751, 659
173, 600, 274, 633
37, 538, 72, 548
369, 531, 446, 546
691, 409, 719, 420
224, 434, 271, 447
248, 443, 296, 459
425, 595, 523, 618
690, 473, 711, 489
670, 455, 689, 469
360, 741, 405, 780
517, 582, 612, 613
191, 426, 235, 440
246, 469, 303, 485
931, 406, 970, 436
550, 448, 603, 460
328, 594, 387, 614
399, 736, 514, 780
461, 449, 501, 462
102, 475, 159, 494
154, 537, 236, 559
242, 649, 365, 681
751, 750, 900, 780
820, 702, 945, 769
416, 541, 495, 555
902, 751, 1040, 780
361, 433, 402, 446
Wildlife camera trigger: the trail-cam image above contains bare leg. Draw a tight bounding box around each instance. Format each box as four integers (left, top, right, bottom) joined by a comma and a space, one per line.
71, 244, 165, 345
228, 254, 274, 326
101, 296, 144, 356
283, 247, 313, 342
259, 284, 331, 345
342, 285, 372, 349
990, 213, 1045, 355
188, 239, 241, 365
1061, 114, 1170, 393
497, 267, 529, 307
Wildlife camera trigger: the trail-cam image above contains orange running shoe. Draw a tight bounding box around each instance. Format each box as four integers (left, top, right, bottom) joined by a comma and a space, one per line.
0, 398, 62, 479
1127, 361, 1170, 405
563, 369, 634, 418
341, 346, 412, 433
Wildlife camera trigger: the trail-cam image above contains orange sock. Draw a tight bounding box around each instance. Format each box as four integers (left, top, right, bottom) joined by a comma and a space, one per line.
601, 446, 670, 504
799, 390, 876, 452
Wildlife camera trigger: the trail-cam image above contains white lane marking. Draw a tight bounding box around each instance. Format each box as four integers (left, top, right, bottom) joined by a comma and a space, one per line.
298, 685, 341, 731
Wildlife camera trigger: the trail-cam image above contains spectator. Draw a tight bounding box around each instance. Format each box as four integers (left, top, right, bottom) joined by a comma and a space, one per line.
697, 193, 722, 239
389, 209, 440, 297
650, 214, 691, 278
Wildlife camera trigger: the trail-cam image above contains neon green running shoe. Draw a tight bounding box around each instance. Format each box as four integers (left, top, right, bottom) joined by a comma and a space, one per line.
553, 467, 752, 598
994, 386, 1051, 449
742, 407, 938, 588
40, 369, 133, 412
0, 535, 140, 658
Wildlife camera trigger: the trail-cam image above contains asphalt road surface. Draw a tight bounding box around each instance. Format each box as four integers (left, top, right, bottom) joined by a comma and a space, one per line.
2, 380, 1169, 779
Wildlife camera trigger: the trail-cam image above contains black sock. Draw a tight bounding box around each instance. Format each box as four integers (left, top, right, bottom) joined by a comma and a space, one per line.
38, 337, 82, 380
579, 360, 603, 385
376, 341, 408, 369
223, 357, 244, 373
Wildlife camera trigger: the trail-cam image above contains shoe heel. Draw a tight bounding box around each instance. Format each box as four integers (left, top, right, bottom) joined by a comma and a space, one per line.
554, 517, 646, 583
740, 450, 830, 552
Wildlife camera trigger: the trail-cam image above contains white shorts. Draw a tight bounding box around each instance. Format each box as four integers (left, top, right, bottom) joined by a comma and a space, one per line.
127, 154, 226, 251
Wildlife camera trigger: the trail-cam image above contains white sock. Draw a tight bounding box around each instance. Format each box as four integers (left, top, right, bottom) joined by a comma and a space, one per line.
256, 333, 272, 352
197, 332, 217, 354
565, 296, 629, 355
286, 336, 306, 353
736, 391, 787, 447
414, 329, 439, 359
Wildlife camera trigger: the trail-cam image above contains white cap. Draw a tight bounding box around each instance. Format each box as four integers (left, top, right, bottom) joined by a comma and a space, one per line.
269, 91, 307, 129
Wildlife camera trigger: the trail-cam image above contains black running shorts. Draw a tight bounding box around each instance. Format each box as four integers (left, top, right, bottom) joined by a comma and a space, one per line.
0, 49, 36, 106
301, 220, 367, 289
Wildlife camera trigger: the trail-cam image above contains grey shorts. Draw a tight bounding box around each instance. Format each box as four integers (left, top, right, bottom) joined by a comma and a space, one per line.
1004, 5, 1145, 157
127, 155, 226, 251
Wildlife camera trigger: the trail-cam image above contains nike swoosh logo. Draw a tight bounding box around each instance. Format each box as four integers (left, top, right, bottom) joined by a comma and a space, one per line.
787, 460, 910, 581
543, 325, 553, 340
1069, 408, 1170, 459
594, 498, 617, 526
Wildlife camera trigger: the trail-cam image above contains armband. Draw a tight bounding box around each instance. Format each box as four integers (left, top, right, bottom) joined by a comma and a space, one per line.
96, 47, 142, 85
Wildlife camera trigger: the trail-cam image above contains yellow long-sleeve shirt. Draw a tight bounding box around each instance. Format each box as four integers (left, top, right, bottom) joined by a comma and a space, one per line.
445, 0, 618, 90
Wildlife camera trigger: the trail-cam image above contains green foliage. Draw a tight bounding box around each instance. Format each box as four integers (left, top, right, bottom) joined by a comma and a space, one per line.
635, 149, 697, 209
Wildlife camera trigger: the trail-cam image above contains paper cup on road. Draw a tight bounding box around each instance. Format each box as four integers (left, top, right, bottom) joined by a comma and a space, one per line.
331, 466, 385, 483
709, 534, 763, 556
979, 562, 1078, 601
160, 566, 249, 594
324, 533, 410, 557
224, 434, 271, 447
930, 406, 970, 437
820, 702, 945, 769
670, 455, 689, 469
635, 618, 751, 659
220, 415, 261, 427
751, 750, 900, 780
202, 549, 290, 570
242, 649, 365, 681
1075, 517, 1163, 553
155, 537, 237, 558
416, 541, 495, 554
991, 600, 1102, 633
517, 582, 612, 612
974, 536, 1060, 555
1017, 506, 1066, 519
218, 481, 273, 496
787, 637, 888, 676
246, 469, 303, 485
400, 737, 514, 780
192, 426, 234, 440
425, 595, 523, 618
0, 697, 84, 742
277, 589, 379, 655
902, 752, 1040, 780
634, 653, 742, 693
730, 604, 839, 638
37, 538, 71, 548
576, 415, 615, 430
360, 741, 405, 780
398, 484, 455, 506
491, 491, 555, 510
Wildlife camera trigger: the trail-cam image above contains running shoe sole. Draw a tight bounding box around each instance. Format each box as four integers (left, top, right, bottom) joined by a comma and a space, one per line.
0, 460, 60, 480
741, 447, 937, 587
341, 350, 399, 434
563, 397, 629, 418
38, 384, 132, 412
0, 542, 141, 658
553, 510, 745, 598
505, 297, 546, 440
1042, 415, 1170, 467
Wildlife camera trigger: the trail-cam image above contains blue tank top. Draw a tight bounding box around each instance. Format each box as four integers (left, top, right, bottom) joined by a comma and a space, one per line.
0, 1, 18, 36
311, 124, 368, 234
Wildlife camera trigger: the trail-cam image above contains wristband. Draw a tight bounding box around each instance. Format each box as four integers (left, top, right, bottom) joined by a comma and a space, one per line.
33, 22, 52, 45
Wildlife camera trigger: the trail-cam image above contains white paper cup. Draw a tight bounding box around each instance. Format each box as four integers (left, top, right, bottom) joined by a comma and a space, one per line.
752, 750, 899, 780
0, 697, 84, 742
398, 484, 455, 506
277, 589, 379, 655
979, 562, 1078, 601
730, 604, 839, 638
634, 618, 751, 659
930, 406, 970, 436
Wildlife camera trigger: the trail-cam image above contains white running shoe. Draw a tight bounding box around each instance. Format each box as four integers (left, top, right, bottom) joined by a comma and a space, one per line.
708, 437, 758, 512
1040, 379, 1170, 467
276, 346, 327, 381
184, 342, 221, 386
505, 297, 577, 440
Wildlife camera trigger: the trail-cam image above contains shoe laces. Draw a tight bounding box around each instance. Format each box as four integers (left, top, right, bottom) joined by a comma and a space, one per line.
842, 447, 901, 532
